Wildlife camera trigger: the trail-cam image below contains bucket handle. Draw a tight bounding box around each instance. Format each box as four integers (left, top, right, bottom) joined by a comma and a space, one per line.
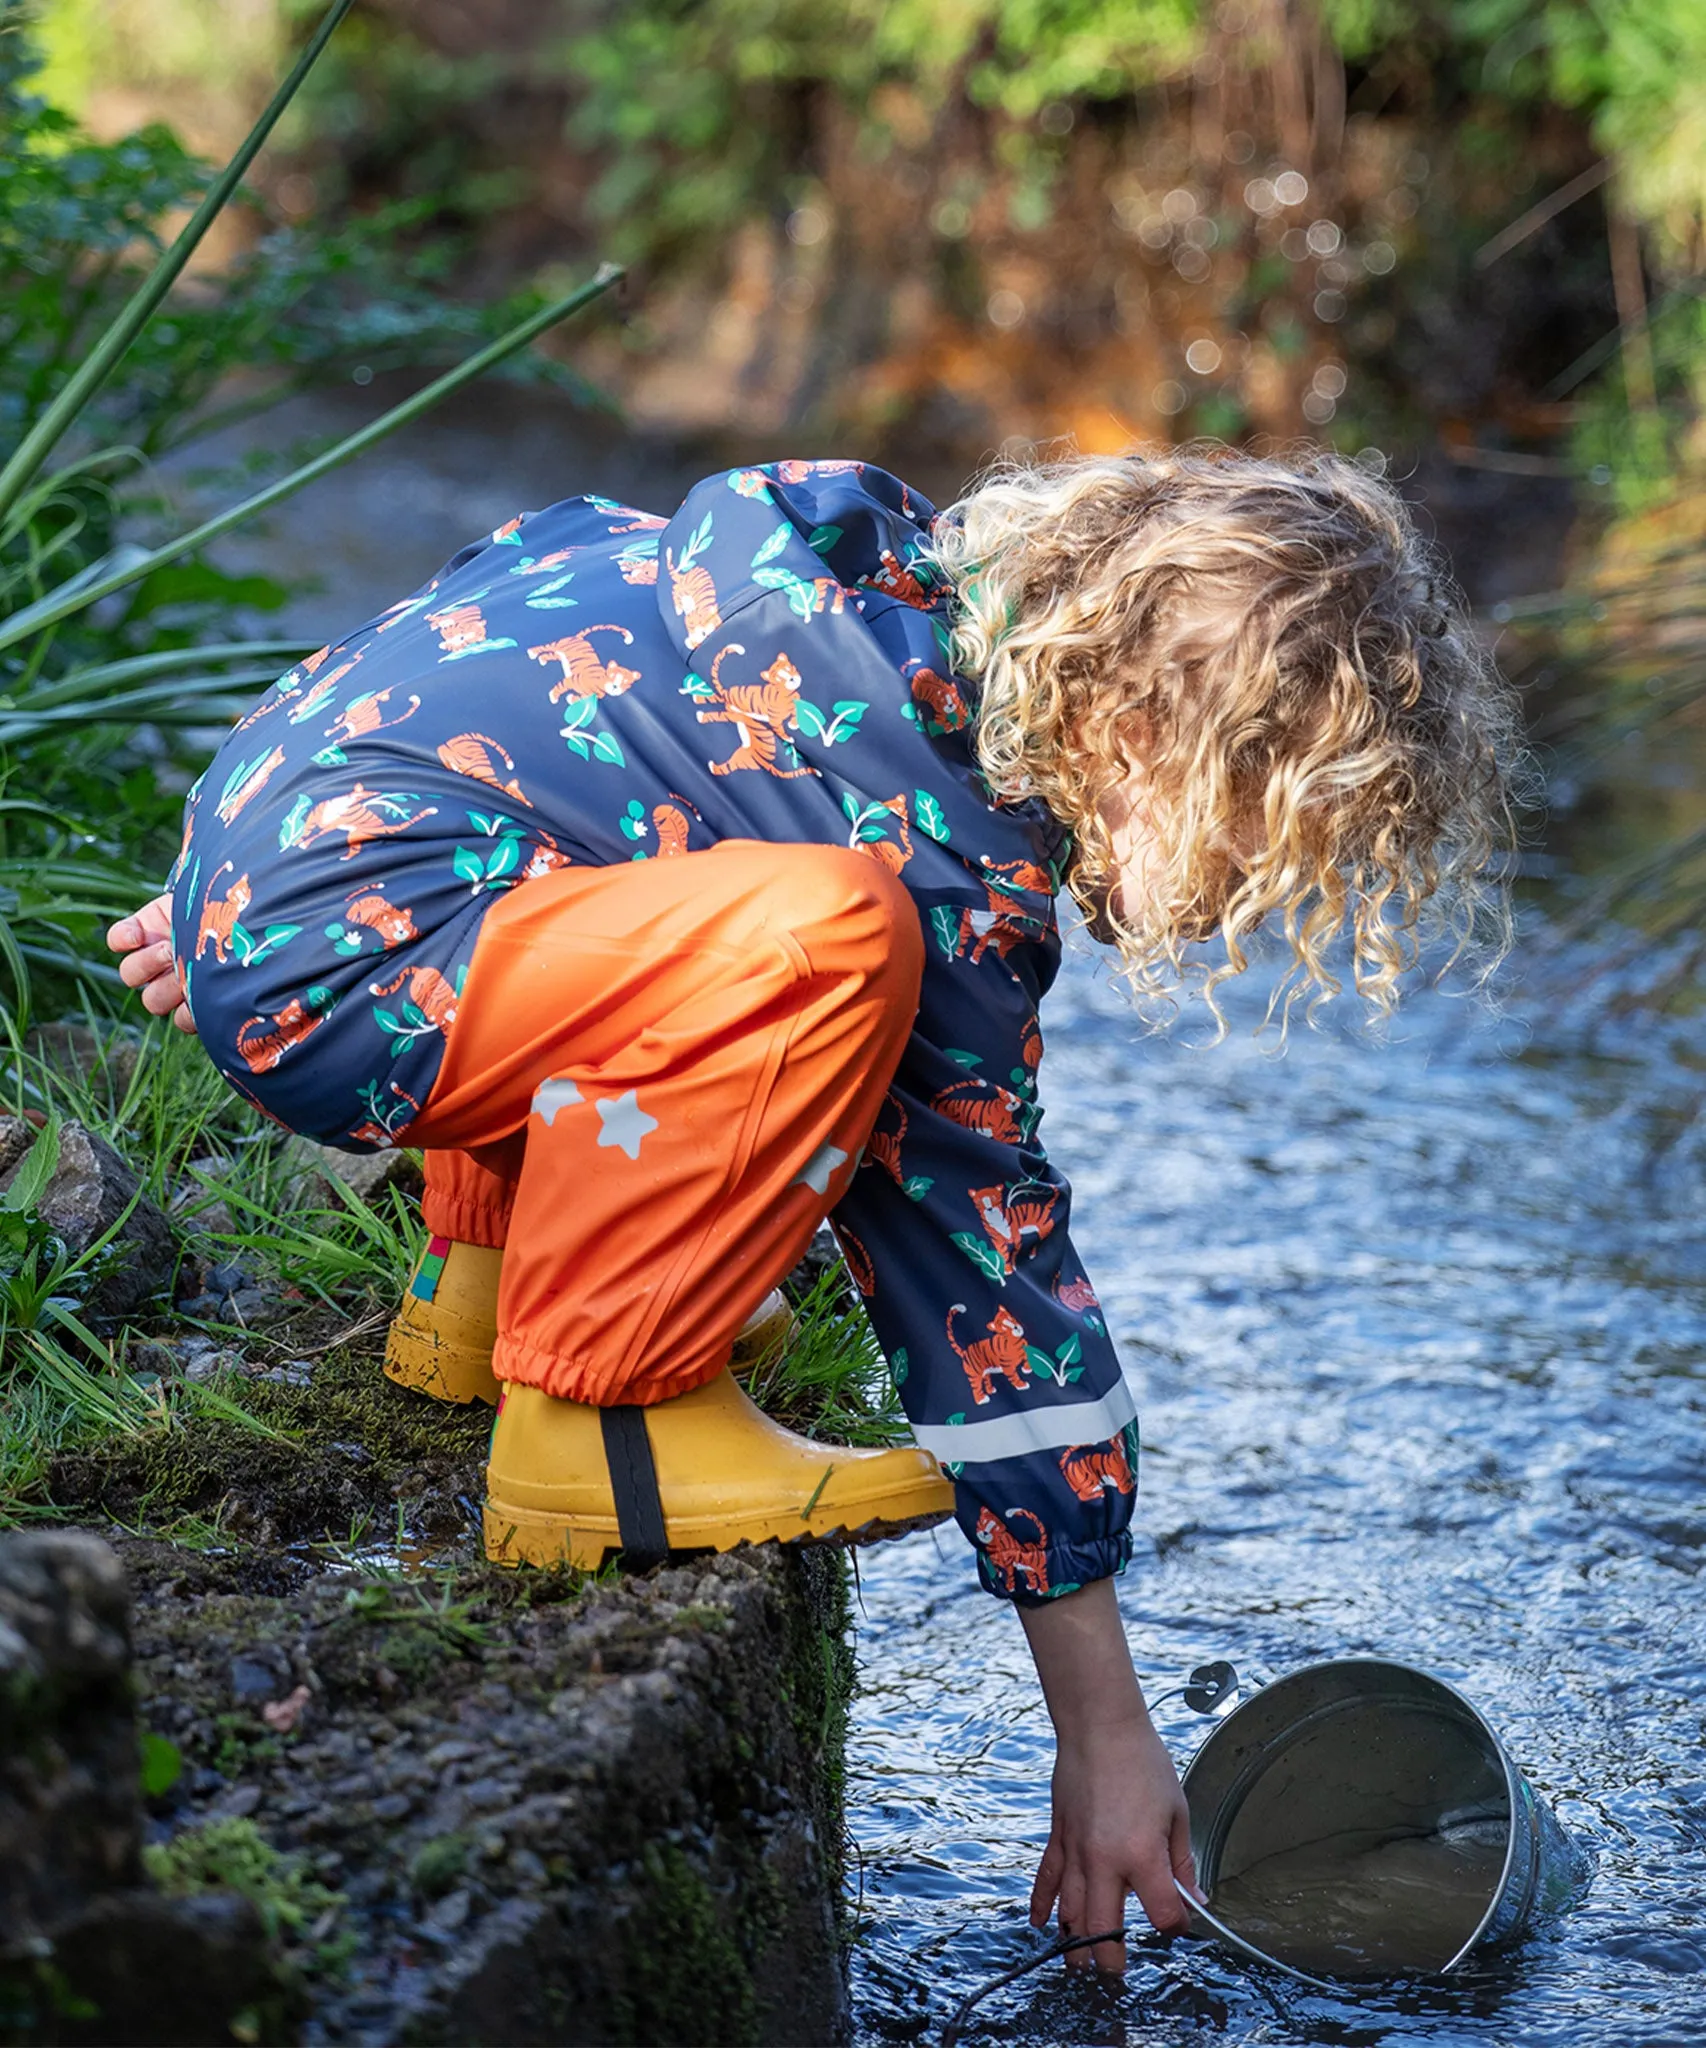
1175, 1878, 1338, 1993
1149, 1658, 1241, 1716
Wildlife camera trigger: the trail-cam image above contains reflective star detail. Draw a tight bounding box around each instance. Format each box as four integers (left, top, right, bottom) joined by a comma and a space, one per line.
595, 1090, 658, 1160
532, 1077, 584, 1125
791, 1141, 850, 1196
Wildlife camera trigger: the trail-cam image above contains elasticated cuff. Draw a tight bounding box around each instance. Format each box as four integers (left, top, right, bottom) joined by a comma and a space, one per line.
975, 1530, 1134, 1607
419, 1187, 514, 1249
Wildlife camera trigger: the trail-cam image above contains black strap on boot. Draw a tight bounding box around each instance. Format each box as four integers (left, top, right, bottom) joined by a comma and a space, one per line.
599, 1406, 669, 1569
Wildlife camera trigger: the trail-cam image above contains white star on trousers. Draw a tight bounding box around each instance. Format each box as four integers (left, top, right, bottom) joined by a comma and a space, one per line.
791, 1141, 850, 1196
595, 1090, 658, 1160
531, 1077, 583, 1125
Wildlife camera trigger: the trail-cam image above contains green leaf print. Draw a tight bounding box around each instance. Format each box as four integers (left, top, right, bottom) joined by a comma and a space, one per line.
401, 1002, 430, 1031
562, 732, 591, 761
1025, 1343, 1055, 1382
484, 837, 520, 883
278, 794, 311, 850
806, 524, 843, 554
901, 1175, 934, 1202
945, 1049, 982, 1068
311, 744, 347, 769
890, 1346, 909, 1387
840, 790, 862, 825
233, 922, 301, 968
620, 799, 647, 842
751, 522, 792, 568
1057, 1333, 1082, 1367
795, 700, 828, 740
914, 789, 950, 842
452, 847, 484, 885
559, 698, 597, 733
374, 1009, 402, 1036
824, 701, 867, 744
679, 670, 715, 701
326, 923, 362, 957
589, 730, 626, 767
929, 904, 960, 958
951, 1232, 1007, 1284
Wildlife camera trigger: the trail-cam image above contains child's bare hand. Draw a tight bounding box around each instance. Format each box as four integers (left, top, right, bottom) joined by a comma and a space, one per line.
1029, 1710, 1198, 1970
107, 892, 196, 1034
1018, 1576, 1202, 1971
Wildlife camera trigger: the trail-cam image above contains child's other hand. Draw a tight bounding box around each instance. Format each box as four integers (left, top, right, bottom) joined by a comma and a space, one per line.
107, 893, 196, 1034
1018, 1576, 1201, 1971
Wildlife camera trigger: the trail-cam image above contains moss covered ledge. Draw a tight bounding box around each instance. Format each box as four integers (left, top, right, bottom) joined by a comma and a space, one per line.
5, 1528, 854, 2048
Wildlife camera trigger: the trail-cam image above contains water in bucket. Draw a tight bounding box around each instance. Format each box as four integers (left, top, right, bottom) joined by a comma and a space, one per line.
1181, 1658, 1590, 1982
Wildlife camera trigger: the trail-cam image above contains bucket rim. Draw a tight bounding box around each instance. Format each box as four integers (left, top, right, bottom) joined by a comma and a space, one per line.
1178, 1655, 1523, 1977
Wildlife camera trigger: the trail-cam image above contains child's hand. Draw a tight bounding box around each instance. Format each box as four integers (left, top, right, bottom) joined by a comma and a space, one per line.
107, 893, 197, 1034
1018, 1576, 1201, 1971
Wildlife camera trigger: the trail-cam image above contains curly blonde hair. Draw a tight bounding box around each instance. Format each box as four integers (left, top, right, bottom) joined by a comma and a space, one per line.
924, 444, 1523, 1027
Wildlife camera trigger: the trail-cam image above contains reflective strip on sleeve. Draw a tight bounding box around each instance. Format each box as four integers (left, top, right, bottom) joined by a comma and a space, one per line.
907, 1366, 1140, 1466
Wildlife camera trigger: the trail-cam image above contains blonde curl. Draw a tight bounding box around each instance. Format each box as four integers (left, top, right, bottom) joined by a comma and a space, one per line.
922, 443, 1525, 1030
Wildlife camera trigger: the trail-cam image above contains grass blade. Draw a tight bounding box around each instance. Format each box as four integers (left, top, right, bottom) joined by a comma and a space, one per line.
0, 263, 625, 657
0, 0, 358, 526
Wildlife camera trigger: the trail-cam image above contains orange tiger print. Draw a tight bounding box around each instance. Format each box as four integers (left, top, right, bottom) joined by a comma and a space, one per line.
836, 1225, 875, 1298
865, 1093, 908, 1186
285, 785, 438, 860
194, 863, 250, 964
343, 888, 418, 948
521, 832, 572, 880
617, 548, 660, 586
323, 688, 420, 746
864, 548, 931, 608
215, 745, 286, 825
954, 859, 1054, 963
368, 965, 461, 1033
1054, 1272, 1101, 1316
947, 1301, 1032, 1405
854, 794, 912, 875
526, 625, 640, 703
697, 647, 814, 779
1059, 1438, 1136, 1502
426, 603, 497, 657
436, 733, 532, 806
1019, 1011, 1044, 1076
652, 802, 691, 857
236, 993, 331, 1074
285, 659, 360, 725
975, 1507, 1050, 1597
968, 1180, 1060, 1274
666, 530, 722, 650
931, 1077, 1025, 1145
904, 659, 970, 734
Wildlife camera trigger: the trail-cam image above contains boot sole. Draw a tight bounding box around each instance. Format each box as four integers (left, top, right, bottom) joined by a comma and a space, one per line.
383, 1321, 501, 1406
482, 1497, 953, 1571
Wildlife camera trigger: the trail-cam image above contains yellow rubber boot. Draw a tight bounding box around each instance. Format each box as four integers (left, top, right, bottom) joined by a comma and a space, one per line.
483, 1368, 955, 1569
383, 1236, 504, 1405
385, 1230, 795, 1408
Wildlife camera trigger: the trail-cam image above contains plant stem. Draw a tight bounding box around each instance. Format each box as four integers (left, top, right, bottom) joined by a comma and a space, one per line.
0, 0, 359, 527
0, 265, 624, 657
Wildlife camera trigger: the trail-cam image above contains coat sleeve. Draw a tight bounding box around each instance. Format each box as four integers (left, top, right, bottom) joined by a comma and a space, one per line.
829, 939, 1139, 1604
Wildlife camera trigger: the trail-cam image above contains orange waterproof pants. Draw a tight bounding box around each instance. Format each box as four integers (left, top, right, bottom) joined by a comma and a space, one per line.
404, 842, 923, 1406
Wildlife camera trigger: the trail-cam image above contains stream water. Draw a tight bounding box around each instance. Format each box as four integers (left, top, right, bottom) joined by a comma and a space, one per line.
846, 929, 1706, 2047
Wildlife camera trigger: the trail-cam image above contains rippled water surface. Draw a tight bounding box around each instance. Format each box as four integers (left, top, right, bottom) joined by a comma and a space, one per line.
847, 942, 1706, 2047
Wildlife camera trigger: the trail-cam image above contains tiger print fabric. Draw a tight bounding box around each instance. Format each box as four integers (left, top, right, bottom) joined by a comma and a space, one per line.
171, 461, 1139, 1601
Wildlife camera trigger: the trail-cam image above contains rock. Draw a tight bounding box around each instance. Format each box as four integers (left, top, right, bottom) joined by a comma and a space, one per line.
285, 1136, 425, 1208
42, 1888, 287, 2048
0, 1117, 175, 1318
0, 1531, 141, 1939
228, 1647, 291, 1703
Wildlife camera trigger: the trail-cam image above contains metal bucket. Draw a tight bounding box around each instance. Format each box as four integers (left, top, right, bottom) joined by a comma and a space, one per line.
1179, 1658, 1588, 1984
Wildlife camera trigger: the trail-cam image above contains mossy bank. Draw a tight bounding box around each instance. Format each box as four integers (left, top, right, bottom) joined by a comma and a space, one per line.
4, 1342, 856, 2047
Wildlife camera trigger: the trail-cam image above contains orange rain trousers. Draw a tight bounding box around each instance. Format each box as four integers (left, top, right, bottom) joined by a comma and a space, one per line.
405, 841, 924, 1406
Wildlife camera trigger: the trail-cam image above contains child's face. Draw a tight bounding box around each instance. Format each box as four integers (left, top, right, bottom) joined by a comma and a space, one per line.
1090, 761, 1258, 945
